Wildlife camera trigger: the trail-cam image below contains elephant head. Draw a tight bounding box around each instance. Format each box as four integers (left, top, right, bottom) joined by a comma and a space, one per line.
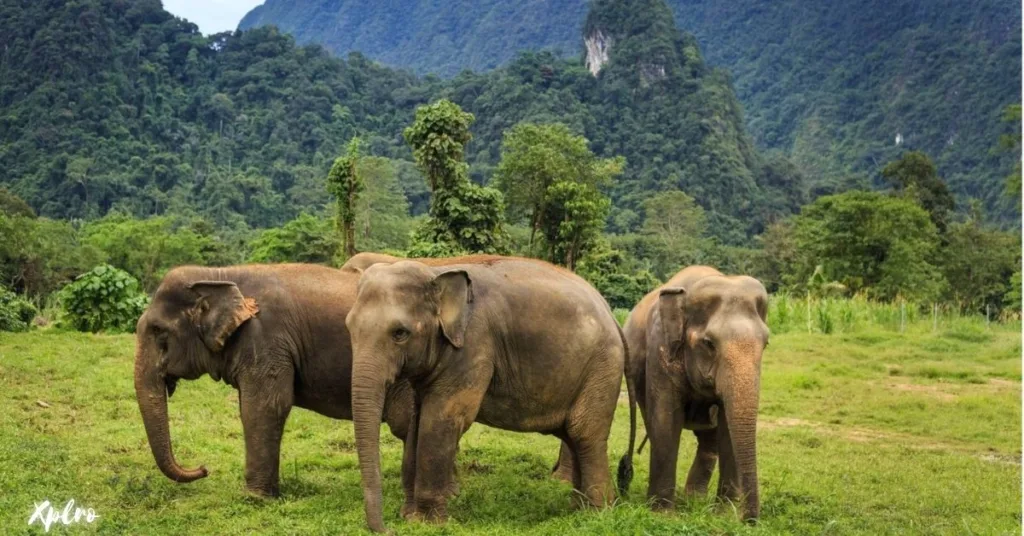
657, 275, 768, 520
134, 271, 259, 484
345, 261, 471, 532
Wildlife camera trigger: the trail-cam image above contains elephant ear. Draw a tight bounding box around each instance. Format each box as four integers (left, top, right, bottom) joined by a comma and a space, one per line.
432, 269, 473, 349
658, 287, 687, 355
188, 281, 259, 353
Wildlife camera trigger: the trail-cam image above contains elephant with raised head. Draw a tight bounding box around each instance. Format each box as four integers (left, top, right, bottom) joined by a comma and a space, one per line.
133, 264, 437, 497
617, 266, 768, 521
346, 257, 632, 533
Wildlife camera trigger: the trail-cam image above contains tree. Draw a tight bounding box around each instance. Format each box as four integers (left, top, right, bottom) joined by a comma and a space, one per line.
80, 215, 227, 292
640, 189, 708, 278
404, 100, 508, 256
495, 123, 622, 254
789, 191, 945, 301
543, 180, 611, 270
355, 157, 413, 253
881, 151, 955, 234
326, 137, 365, 259
939, 210, 1020, 312
999, 104, 1022, 201
248, 213, 340, 264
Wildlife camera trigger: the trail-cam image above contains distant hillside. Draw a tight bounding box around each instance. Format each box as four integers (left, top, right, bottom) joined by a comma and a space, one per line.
240, 0, 1023, 218
0, 0, 800, 243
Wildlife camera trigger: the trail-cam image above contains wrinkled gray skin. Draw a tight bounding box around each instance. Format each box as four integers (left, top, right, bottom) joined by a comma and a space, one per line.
346, 258, 627, 533
620, 266, 768, 522
133, 264, 451, 498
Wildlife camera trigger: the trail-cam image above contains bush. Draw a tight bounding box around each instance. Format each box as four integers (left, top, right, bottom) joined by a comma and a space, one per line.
0, 286, 37, 332
58, 265, 149, 333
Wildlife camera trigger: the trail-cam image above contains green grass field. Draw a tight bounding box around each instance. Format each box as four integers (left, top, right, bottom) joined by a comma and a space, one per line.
1, 319, 1020, 535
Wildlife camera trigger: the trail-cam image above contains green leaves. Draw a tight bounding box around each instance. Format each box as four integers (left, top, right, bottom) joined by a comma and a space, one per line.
57, 265, 148, 334
405, 100, 509, 256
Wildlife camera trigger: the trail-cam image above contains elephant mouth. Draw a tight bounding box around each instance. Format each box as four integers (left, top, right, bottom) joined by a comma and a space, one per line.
164, 375, 179, 398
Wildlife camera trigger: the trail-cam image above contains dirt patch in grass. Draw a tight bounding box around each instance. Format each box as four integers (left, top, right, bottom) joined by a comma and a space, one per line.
761, 417, 1020, 465
889, 382, 958, 401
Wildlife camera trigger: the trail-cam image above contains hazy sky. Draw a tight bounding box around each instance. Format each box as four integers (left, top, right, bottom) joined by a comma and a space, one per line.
163, 0, 265, 35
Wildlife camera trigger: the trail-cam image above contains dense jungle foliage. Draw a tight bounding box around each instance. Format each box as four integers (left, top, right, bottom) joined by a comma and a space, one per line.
240, 0, 1021, 219
0, 0, 1018, 331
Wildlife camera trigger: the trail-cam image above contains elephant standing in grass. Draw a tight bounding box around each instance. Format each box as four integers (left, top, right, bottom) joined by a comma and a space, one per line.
345, 257, 633, 533
618, 265, 768, 521
133, 264, 455, 497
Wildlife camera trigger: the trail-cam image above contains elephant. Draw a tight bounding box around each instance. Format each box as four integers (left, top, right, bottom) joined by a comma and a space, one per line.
345, 257, 634, 532
343, 252, 580, 483
617, 265, 768, 521
133, 263, 454, 498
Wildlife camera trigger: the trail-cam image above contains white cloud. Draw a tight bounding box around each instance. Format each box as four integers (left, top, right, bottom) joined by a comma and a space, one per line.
162, 0, 265, 35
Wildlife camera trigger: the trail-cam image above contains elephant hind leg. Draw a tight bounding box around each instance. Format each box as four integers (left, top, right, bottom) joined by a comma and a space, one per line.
684, 428, 718, 496
563, 372, 619, 507
551, 441, 575, 483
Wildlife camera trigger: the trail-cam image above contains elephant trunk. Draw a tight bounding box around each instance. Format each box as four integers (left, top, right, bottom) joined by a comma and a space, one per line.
352, 359, 391, 533
134, 339, 208, 483
720, 345, 761, 522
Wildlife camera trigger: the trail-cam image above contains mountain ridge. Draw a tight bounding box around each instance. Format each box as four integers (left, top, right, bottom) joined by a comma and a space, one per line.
239, 0, 1022, 218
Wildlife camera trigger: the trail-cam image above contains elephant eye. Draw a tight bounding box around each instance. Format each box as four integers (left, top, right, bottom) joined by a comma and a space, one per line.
157, 333, 169, 353
701, 336, 715, 351
391, 327, 411, 343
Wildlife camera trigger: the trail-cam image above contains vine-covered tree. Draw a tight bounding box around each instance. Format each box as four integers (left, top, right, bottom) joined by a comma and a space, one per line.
404, 100, 508, 256
326, 138, 365, 259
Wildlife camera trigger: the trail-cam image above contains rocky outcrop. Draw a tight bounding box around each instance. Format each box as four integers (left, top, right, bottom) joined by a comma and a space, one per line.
585, 30, 612, 76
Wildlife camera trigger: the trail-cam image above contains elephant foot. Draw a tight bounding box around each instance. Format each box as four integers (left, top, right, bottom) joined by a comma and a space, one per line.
400, 501, 417, 520
650, 497, 676, 513
243, 486, 279, 500
407, 507, 448, 525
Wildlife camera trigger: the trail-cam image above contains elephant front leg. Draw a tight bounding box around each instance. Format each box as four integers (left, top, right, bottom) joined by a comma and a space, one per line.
238, 368, 293, 497
645, 377, 684, 510
410, 388, 484, 523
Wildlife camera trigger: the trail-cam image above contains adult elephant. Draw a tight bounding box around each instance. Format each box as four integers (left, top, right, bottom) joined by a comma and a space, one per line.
343, 253, 593, 486
618, 266, 768, 521
134, 264, 436, 497
346, 258, 632, 533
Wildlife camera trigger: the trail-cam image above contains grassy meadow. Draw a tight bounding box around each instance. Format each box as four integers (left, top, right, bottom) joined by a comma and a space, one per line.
0, 306, 1020, 535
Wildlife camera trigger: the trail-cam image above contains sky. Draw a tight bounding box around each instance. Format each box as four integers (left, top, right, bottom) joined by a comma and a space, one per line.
162, 0, 265, 35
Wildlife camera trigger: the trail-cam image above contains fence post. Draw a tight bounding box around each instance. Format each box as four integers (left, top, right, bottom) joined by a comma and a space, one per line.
986, 304, 990, 328
900, 300, 906, 333
932, 303, 937, 332
807, 295, 812, 333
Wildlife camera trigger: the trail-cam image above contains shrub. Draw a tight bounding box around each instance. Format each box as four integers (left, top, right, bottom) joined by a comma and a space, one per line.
58, 265, 149, 333
0, 286, 37, 332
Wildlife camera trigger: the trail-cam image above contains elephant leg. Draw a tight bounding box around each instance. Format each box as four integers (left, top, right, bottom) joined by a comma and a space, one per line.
551, 441, 575, 483
716, 411, 741, 504
238, 368, 294, 497
645, 371, 684, 510
684, 428, 718, 497
399, 409, 419, 519
411, 388, 485, 523
565, 364, 618, 508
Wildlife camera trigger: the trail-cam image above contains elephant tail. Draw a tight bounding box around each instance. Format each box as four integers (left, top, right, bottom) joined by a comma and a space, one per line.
616, 325, 637, 497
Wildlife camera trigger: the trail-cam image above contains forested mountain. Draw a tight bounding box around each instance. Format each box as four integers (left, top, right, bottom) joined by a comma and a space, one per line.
0, 0, 800, 243
240, 0, 1022, 219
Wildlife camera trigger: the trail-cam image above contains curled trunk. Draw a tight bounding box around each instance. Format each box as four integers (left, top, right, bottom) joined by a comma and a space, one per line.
352, 364, 389, 533
134, 342, 208, 483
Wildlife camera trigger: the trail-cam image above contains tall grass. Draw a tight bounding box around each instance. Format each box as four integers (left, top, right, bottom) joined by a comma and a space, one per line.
766, 293, 1012, 335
